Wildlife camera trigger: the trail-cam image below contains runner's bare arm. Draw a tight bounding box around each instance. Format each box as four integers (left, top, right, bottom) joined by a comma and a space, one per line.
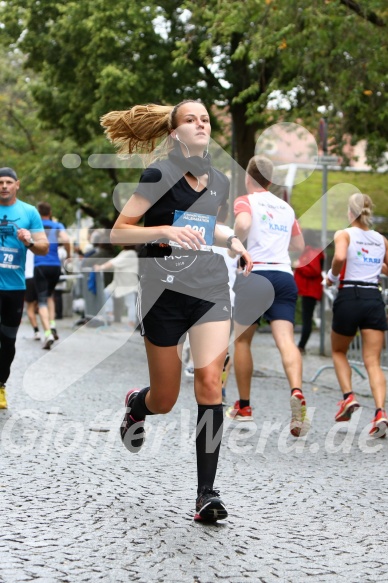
326, 229, 349, 286
111, 193, 205, 249
17, 229, 49, 256
288, 233, 305, 253
58, 229, 72, 258
214, 224, 252, 274
382, 237, 388, 276
233, 211, 252, 244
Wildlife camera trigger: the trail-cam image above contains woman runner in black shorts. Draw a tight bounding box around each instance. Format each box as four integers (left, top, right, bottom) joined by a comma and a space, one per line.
326, 193, 388, 437
101, 100, 252, 521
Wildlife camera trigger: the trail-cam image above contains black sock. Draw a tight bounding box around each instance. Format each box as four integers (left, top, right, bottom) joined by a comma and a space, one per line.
343, 392, 353, 400
239, 399, 250, 409
34, 327, 39, 333
130, 387, 154, 419
291, 388, 301, 395
196, 404, 223, 495
375, 408, 382, 416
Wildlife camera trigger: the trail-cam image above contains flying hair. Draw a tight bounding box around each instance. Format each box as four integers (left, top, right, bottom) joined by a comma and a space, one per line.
100, 100, 205, 160
100, 105, 173, 155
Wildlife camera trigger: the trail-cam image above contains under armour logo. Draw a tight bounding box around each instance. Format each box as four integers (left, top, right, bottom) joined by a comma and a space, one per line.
210, 191, 217, 196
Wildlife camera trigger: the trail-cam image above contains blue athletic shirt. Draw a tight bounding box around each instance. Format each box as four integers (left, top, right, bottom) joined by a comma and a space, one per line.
34, 218, 66, 267
0, 200, 44, 290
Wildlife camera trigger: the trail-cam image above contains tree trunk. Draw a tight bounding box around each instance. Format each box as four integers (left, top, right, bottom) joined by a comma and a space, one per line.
230, 102, 259, 200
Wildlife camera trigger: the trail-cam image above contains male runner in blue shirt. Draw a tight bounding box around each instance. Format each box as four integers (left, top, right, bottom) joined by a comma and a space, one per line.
0, 167, 48, 409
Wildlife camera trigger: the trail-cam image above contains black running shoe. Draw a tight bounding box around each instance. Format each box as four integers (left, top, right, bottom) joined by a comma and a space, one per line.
120, 389, 146, 453
51, 328, 59, 341
194, 487, 228, 522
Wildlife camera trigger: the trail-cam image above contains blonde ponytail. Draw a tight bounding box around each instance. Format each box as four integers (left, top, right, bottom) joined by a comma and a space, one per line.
101, 100, 206, 160
348, 193, 374, 228
100, 104, 173, 156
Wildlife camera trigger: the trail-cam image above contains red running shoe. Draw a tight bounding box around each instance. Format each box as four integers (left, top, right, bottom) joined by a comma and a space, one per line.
225, 400, 253, 421
290, 389, 311, 437
335, 394, 360, 422
369, 409, 388, 438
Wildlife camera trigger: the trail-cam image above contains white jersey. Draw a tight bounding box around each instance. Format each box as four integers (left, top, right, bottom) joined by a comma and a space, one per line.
234, 191, 301, 274
24, 249, 35, 280
341, 227, 385, 285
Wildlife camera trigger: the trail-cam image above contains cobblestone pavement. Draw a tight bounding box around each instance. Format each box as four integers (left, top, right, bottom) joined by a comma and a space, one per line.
1, 319, 387, 582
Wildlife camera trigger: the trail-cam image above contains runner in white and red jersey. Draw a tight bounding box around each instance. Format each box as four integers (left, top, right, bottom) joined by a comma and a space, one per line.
233, 192, 300, 271
226, 155, 311, 438
326, 192, 388, 437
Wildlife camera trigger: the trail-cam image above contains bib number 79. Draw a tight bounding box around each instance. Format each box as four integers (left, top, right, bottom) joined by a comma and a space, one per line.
3, 253, 14, 263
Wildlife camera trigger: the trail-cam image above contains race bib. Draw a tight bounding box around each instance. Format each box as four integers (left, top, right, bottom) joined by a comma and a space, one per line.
0, 246, 22, 270
170, 210, 216, 251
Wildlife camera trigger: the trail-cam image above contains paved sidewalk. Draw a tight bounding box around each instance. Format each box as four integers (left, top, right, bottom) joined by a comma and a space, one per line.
1, 318, 387, 582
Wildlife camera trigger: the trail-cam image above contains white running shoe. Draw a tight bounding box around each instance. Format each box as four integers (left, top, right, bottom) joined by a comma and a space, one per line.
42, 334, 55, 350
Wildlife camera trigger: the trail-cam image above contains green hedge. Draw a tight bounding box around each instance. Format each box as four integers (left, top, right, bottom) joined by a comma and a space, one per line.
291, 170, 388, 232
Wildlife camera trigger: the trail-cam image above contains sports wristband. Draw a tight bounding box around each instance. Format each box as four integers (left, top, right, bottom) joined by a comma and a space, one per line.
327, 268, 339, 283
226, 235, 239, 250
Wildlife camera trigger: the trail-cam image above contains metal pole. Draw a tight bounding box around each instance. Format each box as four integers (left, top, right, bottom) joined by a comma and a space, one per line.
230, 118, 237, 228
319, 118, 328, 356
76, 208, 82, 247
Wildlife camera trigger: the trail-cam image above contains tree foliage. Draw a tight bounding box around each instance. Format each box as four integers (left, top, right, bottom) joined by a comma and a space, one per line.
0, 0, 387, 208
0, 48, 119, 227
180, 0, 387, 170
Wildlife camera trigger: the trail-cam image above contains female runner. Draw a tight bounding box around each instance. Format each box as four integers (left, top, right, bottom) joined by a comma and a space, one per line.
326, 193, 388, 437
101, 100, 252, 521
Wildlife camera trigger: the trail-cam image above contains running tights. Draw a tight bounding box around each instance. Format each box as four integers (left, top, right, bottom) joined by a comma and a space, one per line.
0, 290, 24, 385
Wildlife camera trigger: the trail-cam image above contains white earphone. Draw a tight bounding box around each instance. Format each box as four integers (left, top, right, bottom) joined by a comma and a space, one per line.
174, 132, 190, 157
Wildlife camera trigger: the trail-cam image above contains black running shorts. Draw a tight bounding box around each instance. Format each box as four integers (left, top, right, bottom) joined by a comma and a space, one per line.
138, 283, 231, 347
34, 265, 62, 306
332, 287, 388, 336
25, 278, 38, 303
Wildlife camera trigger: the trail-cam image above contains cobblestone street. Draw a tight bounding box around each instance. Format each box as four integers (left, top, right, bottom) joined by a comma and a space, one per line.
1, 319, 387, 582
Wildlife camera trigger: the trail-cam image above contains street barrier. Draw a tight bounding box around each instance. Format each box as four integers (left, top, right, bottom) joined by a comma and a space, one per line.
347, 275, 388, 370
74, 269, 107, 327
55, 274, 82, 318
